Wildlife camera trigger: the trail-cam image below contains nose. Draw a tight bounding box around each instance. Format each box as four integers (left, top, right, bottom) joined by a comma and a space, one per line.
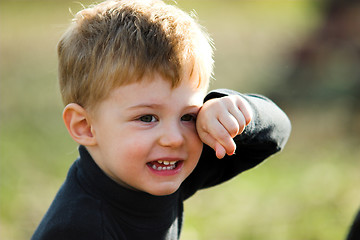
158, 122, 185, 148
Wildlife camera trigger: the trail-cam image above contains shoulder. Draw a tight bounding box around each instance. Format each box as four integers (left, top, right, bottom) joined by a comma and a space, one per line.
32, 188, 105, 239
32, 189, 107, 239
32, 169, 106, 239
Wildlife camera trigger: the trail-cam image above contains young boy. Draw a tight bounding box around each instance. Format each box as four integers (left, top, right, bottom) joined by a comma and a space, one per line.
32, 0, 291, 239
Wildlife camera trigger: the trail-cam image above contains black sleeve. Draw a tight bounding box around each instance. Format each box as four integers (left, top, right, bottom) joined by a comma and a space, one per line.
181, 89, 291, 200
347, 209, 360, 240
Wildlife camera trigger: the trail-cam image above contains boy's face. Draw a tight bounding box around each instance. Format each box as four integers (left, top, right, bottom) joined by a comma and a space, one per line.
87, 73, 206, 196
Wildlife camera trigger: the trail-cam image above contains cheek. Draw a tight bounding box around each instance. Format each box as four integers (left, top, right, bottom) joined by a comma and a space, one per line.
118, 135, 151, 160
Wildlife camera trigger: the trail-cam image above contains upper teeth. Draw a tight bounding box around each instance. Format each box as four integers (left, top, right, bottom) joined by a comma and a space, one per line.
157, 160, 176, 165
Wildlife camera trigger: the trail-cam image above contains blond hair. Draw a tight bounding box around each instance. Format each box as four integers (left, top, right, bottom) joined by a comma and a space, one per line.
58, 0, 214, 110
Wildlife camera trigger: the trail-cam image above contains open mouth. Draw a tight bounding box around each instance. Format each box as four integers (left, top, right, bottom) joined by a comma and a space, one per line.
147, 160, 183, 171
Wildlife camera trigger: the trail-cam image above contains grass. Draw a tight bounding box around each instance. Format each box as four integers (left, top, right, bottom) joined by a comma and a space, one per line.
1, 1, 360, 239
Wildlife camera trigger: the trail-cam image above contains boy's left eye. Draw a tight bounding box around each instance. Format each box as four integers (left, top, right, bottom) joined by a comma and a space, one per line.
138, 115, 157, 123
181, 114, 196, 122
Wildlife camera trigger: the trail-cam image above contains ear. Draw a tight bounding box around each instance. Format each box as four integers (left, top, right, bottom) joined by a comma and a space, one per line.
62, 103, 97, 146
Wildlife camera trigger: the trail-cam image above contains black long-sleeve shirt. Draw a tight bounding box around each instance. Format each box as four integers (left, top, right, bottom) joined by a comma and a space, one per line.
32, 90, 291, 240
347, 210, 360, 240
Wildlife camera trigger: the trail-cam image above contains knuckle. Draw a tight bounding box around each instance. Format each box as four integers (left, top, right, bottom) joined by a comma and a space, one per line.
221, 115, 240, 137
223, 96, 235, 105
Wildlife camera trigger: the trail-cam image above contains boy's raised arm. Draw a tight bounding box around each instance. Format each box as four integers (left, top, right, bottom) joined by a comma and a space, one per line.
182, 89, 291, 198
201, 88, 291, 158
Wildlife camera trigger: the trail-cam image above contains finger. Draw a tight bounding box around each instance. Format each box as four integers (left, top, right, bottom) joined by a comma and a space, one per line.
207, 121, 237, 155
215, 142, 226, 159
197, 131, 229, 159
235, 96, 253, 125
198, 117, 237, 156
223, 137, 236, 156
218, 110, 245, 137
197, 129, 218, 152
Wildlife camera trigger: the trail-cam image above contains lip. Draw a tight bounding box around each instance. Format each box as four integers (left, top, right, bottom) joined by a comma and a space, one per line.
146, 158, 184, 176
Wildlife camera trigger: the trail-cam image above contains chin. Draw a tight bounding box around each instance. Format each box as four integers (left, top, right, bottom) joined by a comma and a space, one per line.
146, 182, 181, 196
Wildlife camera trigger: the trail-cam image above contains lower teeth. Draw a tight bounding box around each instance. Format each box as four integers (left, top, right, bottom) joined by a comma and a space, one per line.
152, 165, 176, 171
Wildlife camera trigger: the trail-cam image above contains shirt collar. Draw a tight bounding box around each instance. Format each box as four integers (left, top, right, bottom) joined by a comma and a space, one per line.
76, 145, 181, 229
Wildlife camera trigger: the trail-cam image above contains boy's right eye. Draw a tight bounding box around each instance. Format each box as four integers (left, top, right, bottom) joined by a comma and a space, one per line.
138, 115, 157, 123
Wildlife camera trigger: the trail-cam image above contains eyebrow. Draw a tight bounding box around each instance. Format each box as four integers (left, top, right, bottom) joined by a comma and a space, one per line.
126, 103, 201, 111
126, 103, 163, 110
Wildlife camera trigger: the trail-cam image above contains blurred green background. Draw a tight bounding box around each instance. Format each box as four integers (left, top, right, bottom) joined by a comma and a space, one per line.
1, 0, 360, 239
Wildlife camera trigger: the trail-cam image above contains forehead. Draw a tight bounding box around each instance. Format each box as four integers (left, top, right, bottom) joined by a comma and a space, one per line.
111, 76, 206, 107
